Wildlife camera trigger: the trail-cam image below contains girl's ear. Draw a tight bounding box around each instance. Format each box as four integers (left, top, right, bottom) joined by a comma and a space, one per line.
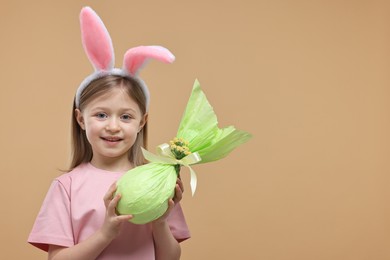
139, 113, 148, 132
75, 109, 86, 130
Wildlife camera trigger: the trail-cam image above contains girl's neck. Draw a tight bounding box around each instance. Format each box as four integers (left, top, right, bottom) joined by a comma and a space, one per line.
90, 156, 134, 172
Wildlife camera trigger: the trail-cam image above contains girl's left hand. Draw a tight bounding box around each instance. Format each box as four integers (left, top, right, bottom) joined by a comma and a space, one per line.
173, 177, 184, 204
153, 178, 184, 223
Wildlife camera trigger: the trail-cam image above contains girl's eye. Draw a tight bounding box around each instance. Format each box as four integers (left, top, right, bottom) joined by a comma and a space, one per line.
96, 113, 108, 119
121, 114, 132, 121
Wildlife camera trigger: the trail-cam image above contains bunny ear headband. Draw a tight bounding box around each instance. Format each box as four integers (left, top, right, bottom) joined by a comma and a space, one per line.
76, 6, 175, 109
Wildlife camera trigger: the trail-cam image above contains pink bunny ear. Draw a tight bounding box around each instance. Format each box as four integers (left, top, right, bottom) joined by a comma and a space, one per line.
80, 7, 114, 71
123, 46, 175, 76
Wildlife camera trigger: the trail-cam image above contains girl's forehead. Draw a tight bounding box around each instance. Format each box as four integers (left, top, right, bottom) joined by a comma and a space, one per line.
86, 88, 140, 111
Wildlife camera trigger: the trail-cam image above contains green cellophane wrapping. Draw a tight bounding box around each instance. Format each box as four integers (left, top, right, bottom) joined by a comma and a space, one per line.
116, 164, 177, 224
115, 79, 252, 224
177, 79, 252, 163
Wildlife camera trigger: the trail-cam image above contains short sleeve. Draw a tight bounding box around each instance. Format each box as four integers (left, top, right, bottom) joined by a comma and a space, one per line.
28, 179, 74, 251
167, 203, 191, 242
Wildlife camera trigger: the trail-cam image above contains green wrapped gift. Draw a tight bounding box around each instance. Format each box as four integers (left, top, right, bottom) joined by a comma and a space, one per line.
115, 79, 252, 224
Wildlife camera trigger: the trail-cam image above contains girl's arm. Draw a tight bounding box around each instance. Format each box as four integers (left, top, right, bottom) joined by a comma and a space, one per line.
48, 183, 132, 260
48, 230, 112, 260
152, 179, 184, 260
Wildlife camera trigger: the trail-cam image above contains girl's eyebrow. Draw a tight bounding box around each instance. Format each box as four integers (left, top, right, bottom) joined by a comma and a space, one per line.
91, 106, 138, 113
120, 107, 138, 114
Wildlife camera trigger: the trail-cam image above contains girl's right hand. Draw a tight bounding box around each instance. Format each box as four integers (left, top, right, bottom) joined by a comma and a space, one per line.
100, 182, 133, 241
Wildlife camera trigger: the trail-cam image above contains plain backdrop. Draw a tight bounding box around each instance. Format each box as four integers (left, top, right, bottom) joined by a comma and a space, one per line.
1, 0, 390, 259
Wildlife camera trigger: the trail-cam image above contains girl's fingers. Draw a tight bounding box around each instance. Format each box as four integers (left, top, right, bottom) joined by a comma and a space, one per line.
164, 199, 175, 217
107, 193, 134, 221
107, 182, 117, 194
177, 178, 184, 193
107, 193, 121, 214
104, 182, 117, 200
103, 182, 119, 208
167, 199, 175, 212
116, 214, 133, 222
108, 193, 133, 220
173, 184, 183, 204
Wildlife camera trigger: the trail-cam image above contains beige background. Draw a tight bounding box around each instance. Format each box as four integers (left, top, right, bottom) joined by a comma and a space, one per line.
1, 0, 390, 259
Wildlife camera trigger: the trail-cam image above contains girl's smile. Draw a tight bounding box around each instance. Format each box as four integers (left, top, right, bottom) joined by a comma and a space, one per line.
101, 136, 123, 142
101, 136, 125, 148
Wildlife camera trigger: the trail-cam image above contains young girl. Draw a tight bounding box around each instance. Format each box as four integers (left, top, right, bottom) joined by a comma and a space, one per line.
28, 7, 190, 260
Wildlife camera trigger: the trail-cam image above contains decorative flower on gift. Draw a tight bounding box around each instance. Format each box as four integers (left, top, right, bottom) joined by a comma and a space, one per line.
169, 137, 191, 159
169, 137, 192, 174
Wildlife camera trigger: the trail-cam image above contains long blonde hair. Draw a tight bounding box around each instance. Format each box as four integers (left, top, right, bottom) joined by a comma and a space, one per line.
69, 75, 148, 170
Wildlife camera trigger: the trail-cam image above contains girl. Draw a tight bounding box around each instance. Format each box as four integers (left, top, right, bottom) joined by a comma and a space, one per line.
28, 7, 190, 260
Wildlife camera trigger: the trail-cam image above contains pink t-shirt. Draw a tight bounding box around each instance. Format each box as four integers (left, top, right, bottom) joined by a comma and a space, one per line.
28, 163, 190, 259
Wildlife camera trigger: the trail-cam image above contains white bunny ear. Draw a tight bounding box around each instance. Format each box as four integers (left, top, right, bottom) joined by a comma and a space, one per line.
80, 7, 114, 71
123, 46, 175, 76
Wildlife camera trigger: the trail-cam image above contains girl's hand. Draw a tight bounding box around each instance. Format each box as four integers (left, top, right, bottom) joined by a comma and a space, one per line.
151, 178, 183, 259
173, 177, 184, 204
100, 182, 133, 241
153, 178, 184, 224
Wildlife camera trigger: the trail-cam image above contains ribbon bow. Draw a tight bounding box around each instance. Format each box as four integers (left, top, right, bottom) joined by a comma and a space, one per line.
141, 144, 202, 196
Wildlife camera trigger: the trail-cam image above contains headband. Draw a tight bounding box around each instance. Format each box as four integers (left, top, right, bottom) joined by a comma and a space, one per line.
76, 7, 175, 109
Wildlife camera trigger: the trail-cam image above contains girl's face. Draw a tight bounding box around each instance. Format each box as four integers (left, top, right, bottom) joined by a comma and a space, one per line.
75, 87, 147, 170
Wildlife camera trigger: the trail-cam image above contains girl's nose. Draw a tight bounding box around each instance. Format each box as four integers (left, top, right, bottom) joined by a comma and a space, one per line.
106, 118, 120, 132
